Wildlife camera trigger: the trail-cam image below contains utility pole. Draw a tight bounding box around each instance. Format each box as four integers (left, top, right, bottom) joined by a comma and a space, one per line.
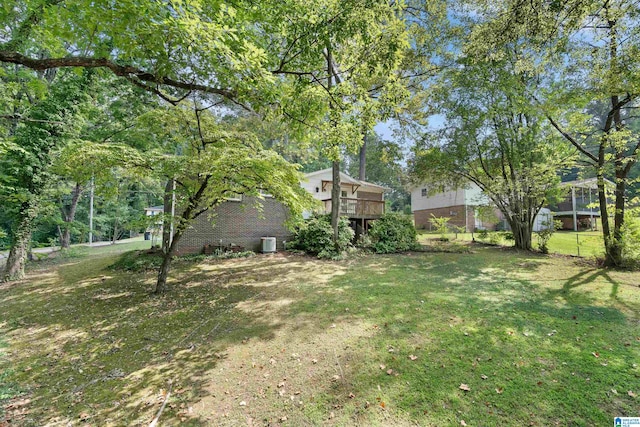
88, 176, 94, 246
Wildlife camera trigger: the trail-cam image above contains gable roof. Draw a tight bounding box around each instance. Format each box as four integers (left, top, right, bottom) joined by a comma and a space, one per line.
304, 168, 389, 191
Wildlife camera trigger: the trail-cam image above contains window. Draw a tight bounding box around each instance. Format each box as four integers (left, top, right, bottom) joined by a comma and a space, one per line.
341, 190, 347, 197
225, 193, 242, 202
259, 189, 273, 198
421, 188, 428, 197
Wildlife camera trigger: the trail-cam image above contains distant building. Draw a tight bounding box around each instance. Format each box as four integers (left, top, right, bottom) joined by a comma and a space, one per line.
548, 178, 612, 231
145, 168, 388, 255
410, 182, 553, 232
301, 168, 387, 235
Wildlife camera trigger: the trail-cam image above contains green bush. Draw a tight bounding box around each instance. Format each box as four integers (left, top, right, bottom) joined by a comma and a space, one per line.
535, 219, 562, 254
289, 214, 354, 259
620, 217, 640, 268
368, 213, 419, 254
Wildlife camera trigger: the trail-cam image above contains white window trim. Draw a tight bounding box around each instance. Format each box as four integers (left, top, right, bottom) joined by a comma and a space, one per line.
225, 193, 243, 202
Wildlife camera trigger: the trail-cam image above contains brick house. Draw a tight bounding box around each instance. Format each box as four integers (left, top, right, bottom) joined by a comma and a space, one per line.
154, 168, 387, 255
411, 182, 552, 232
173, 195, 293, 255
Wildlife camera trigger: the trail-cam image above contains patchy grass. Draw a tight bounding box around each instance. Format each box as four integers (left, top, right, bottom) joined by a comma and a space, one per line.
419, 230, 606, 258
0, 245, 639, 426
0, 337, 18, 406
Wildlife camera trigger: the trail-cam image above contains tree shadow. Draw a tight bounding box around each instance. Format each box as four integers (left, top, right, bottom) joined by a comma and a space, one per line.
0, 254, 345, 425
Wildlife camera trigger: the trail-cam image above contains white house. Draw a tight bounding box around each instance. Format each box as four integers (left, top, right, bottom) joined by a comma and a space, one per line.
302, 168, 388, 233
411, 182, 552, 232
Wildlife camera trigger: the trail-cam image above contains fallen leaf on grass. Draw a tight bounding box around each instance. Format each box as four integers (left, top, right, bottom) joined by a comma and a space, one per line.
409, 355, 418, 361
331, 375, 341, 381
481, 375, 488, 380
459, 384, 470, 391
592, 352, 599, 358
629, 390, 637, 398
280, 416, 288, 422
348, 392, 355, 399
386, 369, 394, 375
461, 420, 467, 426
379, 364, 386, 370
380, 401, 386, 408
495, 388, 504, 394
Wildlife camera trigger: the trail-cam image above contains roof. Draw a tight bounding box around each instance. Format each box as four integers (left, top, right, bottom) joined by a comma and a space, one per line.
561, 177, 615, 189
304, 168, 390, 191
145, 206, 164, 211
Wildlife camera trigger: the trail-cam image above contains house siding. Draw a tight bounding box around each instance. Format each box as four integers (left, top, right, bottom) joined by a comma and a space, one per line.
175, 196, 292, 255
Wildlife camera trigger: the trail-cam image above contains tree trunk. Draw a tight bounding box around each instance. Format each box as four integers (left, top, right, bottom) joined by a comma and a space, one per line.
155, 245, 175, 294
111, 219, 119, 245
60, 183, 83, 249
331, 160, 341, 246
359, 133, 367, 180
601, 166, 626, 267
509, 218, 533, 251
3, 200, 38, 282
161, 179, 174, 254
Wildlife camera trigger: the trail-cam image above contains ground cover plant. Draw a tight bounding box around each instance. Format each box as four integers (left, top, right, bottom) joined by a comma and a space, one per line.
0, 242, 638, 426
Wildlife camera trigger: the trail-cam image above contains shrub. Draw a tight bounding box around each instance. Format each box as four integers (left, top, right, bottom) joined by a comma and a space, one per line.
620, 217, 640, 268
535, 219, 562, 254
289, 214, 354, 259
368, 213, 419, 254
429, 215, 450, 239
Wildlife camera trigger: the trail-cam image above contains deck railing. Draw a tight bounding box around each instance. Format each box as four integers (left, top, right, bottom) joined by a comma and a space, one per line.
322, 197, 385, 217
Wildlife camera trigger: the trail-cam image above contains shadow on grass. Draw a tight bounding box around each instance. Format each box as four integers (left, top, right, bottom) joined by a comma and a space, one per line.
285, 250, 640, 426
0, 253, 341, 425
2, 248, 638, 426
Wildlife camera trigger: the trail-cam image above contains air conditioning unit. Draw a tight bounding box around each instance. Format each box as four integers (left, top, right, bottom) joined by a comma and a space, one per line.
261, 237, 276, 253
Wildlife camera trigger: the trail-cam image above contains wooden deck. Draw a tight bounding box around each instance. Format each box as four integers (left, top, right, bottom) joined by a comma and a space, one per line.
322, 197, 385, 219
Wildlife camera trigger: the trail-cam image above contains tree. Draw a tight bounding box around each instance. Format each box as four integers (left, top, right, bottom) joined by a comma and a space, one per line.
125, 106, 314, 293
467, 0, 640, 266
410, 55, 573, 250
264, 0, 409, 247
1, 70, 93, 281
345, 133, 410, 213
49, 78, 159, 248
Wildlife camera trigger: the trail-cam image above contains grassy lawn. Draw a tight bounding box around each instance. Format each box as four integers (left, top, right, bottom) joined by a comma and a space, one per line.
418, 230, 605, 258
1, 243, 639, 426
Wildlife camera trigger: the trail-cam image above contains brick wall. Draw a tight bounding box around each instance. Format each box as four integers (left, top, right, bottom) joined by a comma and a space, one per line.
175, 196, 293, 255
414, 205, 474, 231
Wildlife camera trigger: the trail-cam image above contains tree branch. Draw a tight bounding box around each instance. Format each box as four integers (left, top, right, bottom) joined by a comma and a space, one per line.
0, 51, 237, 100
